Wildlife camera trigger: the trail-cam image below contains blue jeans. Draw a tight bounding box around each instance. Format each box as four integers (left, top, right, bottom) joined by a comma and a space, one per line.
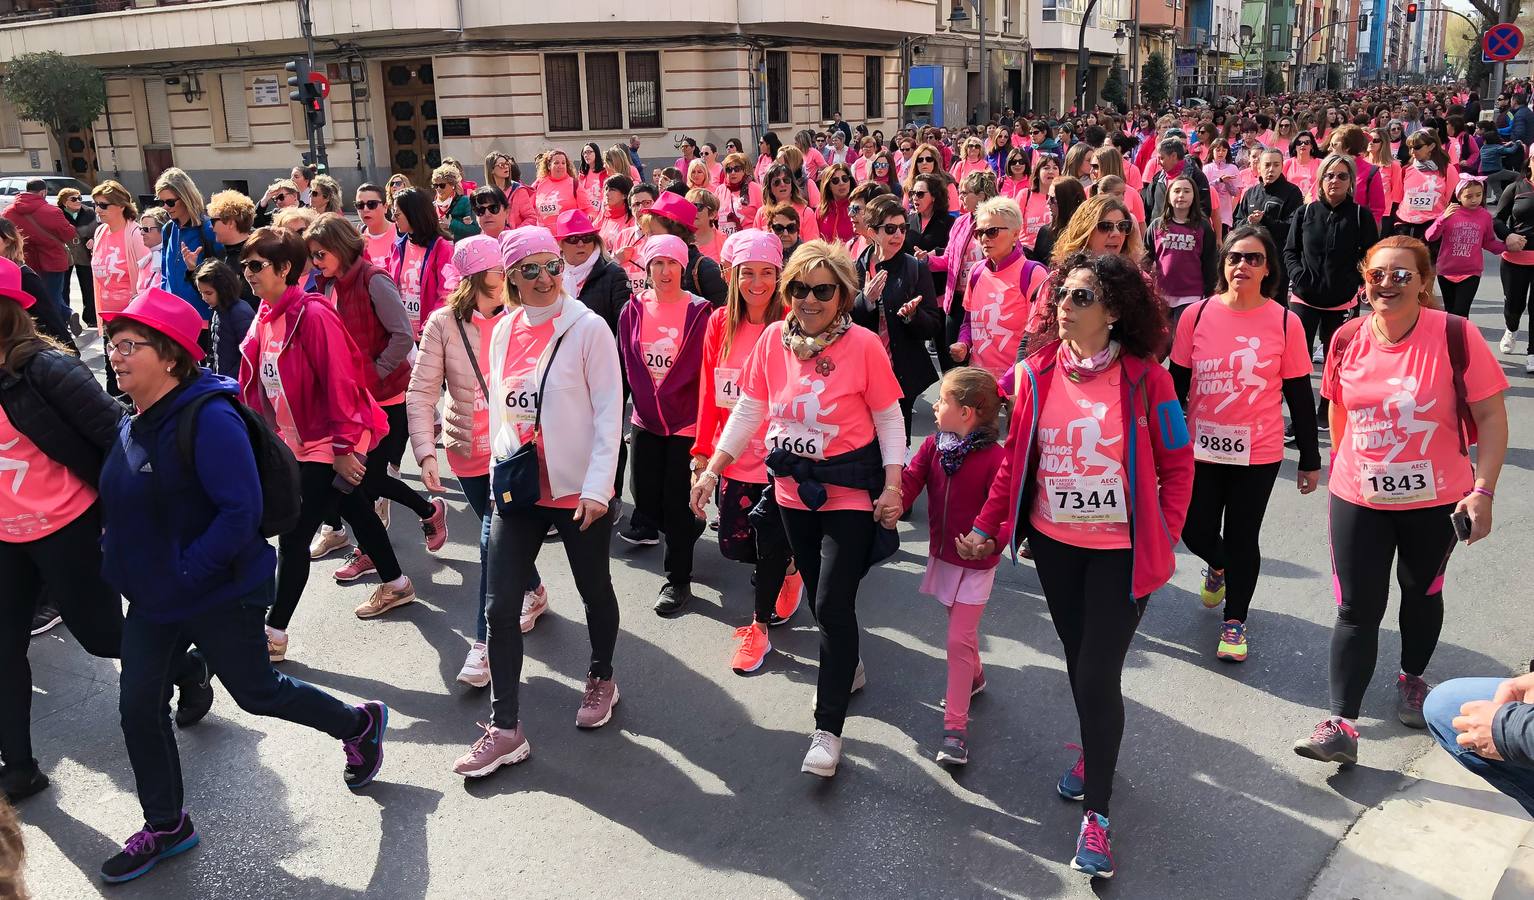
38, 269, 67, 319
1425, 677, 1534, 817
456, 474, 539, 643
119, 587, 364, 828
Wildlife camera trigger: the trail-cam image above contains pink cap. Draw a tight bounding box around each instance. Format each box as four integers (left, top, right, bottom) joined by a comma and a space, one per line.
646, 191, 698, 230
498, 226, 561, 268
102, 287, 207, 361
450, 235, 503, 278
552, 209, 598, 240
0, 259, 34, 309
720, 228, 783, 271
636, 234, 689, 270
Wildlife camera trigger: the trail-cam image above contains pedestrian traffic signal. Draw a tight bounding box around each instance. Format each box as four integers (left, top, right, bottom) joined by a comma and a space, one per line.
1406, 3, 1417, 23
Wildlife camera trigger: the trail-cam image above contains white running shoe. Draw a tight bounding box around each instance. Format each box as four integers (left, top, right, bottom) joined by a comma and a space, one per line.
1502, 329, 1518, 354
457, 641, 490, 688
801, 730, 843, 777
309, 524, 350, 559
1312, 343, 1325, 364
375, 496, 391, 529
1526, 353, 1534, 375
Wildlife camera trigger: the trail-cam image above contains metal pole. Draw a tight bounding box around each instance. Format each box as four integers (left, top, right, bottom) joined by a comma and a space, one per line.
1130, 0, 1140, 106
979, 0, 989, 123
1077, 0, 1102, 113
296, 0, 326, 168
1490, 0, 1510, 100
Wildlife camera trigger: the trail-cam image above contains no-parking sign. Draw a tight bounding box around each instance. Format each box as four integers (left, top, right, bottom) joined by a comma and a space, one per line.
1484, 24, 1525, 63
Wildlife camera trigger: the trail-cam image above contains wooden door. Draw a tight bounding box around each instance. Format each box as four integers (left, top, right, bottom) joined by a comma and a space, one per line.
62, 126, 98, 185
381, 59, 439, 189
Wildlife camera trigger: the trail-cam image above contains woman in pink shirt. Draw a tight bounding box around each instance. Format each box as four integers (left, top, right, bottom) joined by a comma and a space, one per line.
1365, 127, 1405, 230
717, 153, 764, 238
691, 240, 907, 780
531, 150, 593, 227
1294, 236, 1509, 767
1394, 129, 1458, 243
354, 183, 399, 269
1329, 125, 1387, 226
674, 136, 701, 176
949, 137, 989, 184
1018, 156, 1059, 251
816, 163, 856, 244
1284, 132, 1322, 200
388, 189, 454, 338
1170, 226, 1321, 662
998, 148, 1033, 199
577, 142, 608, 214
903, 143, 960, 210
89, 181, 146, 397
754, 163, 820, 241
754, 132, 783, 183
1203, 140, 1241, 231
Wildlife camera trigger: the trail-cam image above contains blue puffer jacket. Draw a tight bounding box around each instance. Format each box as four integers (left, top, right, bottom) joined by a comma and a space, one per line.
99, 371, 273, 623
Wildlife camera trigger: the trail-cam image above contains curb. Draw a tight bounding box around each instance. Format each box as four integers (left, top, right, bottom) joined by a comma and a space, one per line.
1492, 824, 1534, 900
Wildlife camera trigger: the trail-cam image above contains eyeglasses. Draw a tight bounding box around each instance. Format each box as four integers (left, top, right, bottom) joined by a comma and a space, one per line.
785, 280, 839, 301
240, 259, 272, 274
1322, 172, 1351, 182
769, 222, 800, 235
1054, 286, 1100, 308
106, 338, 149, 358
389, 179, 406, 187
829, 175, 851, 185
514, 259, 565, 280
877, 223, 908, 235
975, 226, 1011, 239
1224, 250, 1266, 267
561, 233, 597, 245
473, 203, 504, 216
160, 197, 180, 208
873, 162, 889, 170
848, 203, 863, 216
1031, 130, 1045, 136
309, 248, 329, 263
770, 177, 791, 186
1364, 266, 1415, 287
1093, 220, 1134, 234
356, 199, 385, 211
138, 225, 157, 233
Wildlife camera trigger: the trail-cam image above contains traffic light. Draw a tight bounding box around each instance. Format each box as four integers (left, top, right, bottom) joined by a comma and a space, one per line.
1359, 13, 1368, 32
1406, 3, 1417, 23
285, 57, 311, 103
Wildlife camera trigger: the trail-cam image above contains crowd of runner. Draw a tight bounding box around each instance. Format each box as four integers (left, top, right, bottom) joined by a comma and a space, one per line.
0, 80, 1526, 886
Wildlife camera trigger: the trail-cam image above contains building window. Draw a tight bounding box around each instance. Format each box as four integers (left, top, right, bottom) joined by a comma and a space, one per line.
766, 51, 789, 124
145, 78, 172, 145
0, 91, 21, 148
1042, 0, 1056, 21
544, 51, 662, 133
219, 71, 250, 144
865, 56, 882, 120
820, 54, 840, 121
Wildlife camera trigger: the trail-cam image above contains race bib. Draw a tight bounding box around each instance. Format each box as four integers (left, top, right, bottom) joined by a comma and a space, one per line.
1044, 475, 1128, 524
1405, 193, 1436, 210
402, 292, 422, 327
642, 342, 674, 382
1360, 459, 1436, 505
538, 197, 560, 217
766, 420, 827, 460
502, 374, 539, 426
1193, 422, 1252, 466
259, 345, 282, 399
714, 366, 742, 408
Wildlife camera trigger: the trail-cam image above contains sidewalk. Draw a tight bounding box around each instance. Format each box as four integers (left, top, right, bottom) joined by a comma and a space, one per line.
1308, 746, 1534, 900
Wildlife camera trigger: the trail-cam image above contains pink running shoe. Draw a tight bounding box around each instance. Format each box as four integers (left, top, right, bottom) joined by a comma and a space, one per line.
452, 722, 530, 778
421, 498, 448, 553
334, 550, 376, 583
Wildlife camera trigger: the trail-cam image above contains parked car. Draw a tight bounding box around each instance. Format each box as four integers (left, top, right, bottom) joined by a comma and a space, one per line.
0, 175, 91, 212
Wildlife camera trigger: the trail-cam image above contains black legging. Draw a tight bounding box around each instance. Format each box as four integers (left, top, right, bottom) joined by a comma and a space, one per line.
1180, 460, 1282, 623
781, 506, 877, 737
1502, 259, 1534, 334
629, 428, 705, 585
270, 461, 403, 631
484, 503, 620, 729
1292, 302, 1354, 418
1327, 495, 1455, 719
71, 263, 95, 324
1027, 527, 1147, 818
1438, 275, 1482, 319
0, 504, 122, 770
361, 403, 434, 518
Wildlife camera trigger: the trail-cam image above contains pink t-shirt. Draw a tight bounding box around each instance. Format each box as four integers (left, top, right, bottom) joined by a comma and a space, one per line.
257, 313, 335, 464
496, 308, 577, 509
636, 292, 696, 439
1019, 191, 1051, 249
1029, 361, 1131, 549
1284, 157, 1320, 200
0, 403, 95, 541
965, 255, 1048, 384
738, 322, 903, 512
716, 319, 769, 483
1171, 298, 1311, 467
397, 240, 427, 335
363, 228, 395, 270
91, 224, 142, 319
1323, 308, 1507, 510
1397, 164, 1458, 224
532, 175, 580, 226
448, 307, 504, 479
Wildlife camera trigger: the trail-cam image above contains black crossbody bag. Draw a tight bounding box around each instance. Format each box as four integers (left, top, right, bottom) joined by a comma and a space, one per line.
460, 316, 565, 515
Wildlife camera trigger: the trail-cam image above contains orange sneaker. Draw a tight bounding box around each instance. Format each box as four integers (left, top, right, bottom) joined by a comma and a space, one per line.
729, 623, 772, 675
770, 570, 803, 626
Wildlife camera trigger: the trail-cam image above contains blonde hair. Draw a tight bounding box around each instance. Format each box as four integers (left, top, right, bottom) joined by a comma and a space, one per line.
1051, 193, 1143, 266
430, 165, 461, 191
385, 174, 413, 206
90, 180, 138, 219
1091, 146, 1127, 181
1362, 235, 1442, 310
310, 174, 343, 211
686, 158, 710, 190
206, 189, 255, 231
153, 167, 206, 223
973, 196, 1022, 231
779, 240, 860, 319
303, 211, 363, 270
273, 206, 319, 234
604, 146, 631, 178
266, 178, 300, 198
687, 187, 718, 223
139, 206, 169, 229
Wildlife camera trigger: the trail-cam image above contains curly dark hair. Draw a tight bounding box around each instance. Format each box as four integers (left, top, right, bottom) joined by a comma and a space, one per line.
1028, 251, 1168, 360
1213, 225, 1281, 298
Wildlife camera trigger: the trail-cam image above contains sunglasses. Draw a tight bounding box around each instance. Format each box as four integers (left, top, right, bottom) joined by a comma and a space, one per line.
433, 182, 452, 189
877, 223, 908, 235
975, 226, 1010, 239
1010, 159, 1028, 167
724, 165, 744, 174
916, 156, 936, 164
241, 259, 272, 274
1054, 286, 1100, 308
473, 203, 504, 216
785, 280, 839, 301
356, 199, 385, 211
873, 162, 889, 169
93, 200, 112, 209
160, 197, 180, 208
909, 190, 929, 199
1093, 220, 1134, 234
1365, 266, 1415, 287
1322, 172, 1351, 182
770, 177, 791, 186
389, 179, 406, 187
848, 203, 864, 216
309, 249, 329, 263
274, 192, 294, 202
561, 233, 597, 245
1224, 251, 1266, 267
514, 259, 565, 280
770, 222, 800, 235
1031, 130, 1045, 136
138, 225, 157, 233
829, 175, 851, 185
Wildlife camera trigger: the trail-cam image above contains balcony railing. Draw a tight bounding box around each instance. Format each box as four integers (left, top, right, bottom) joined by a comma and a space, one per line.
0, 0, 210, 25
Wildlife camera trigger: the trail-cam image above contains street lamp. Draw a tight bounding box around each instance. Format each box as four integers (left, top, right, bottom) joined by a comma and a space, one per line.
950, 1, 988, 124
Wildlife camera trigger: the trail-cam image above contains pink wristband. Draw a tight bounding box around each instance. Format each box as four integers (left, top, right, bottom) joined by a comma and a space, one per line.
1473, 487, 1495, 500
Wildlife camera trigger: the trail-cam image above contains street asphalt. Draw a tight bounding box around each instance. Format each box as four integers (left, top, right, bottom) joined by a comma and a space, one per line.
15, 266, 1534, 899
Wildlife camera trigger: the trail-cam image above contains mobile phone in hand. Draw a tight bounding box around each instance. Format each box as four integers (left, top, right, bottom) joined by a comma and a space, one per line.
1451, 509, 1472, 542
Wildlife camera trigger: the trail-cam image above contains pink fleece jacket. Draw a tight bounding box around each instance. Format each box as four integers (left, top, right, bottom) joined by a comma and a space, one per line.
1426, 206, 1507, 279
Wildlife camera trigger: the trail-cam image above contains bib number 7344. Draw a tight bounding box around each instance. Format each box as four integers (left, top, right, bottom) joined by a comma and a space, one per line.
1045, 474, 1128, 524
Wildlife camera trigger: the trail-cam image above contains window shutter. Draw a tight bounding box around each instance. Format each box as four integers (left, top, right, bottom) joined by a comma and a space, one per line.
220, 72, 249, 143
544, 54, 582, 132
585, 53, 622, 132
146, 78, 171, 145
625, 52, 661, 130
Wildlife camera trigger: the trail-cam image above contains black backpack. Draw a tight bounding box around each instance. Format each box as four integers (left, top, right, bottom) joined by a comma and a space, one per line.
176, 393, 301, 538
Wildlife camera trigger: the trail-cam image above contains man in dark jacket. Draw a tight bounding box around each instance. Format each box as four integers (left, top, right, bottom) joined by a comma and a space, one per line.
1232, 148, 1304, 303
1426, 671, 1534, 818
1142, 138, 1212, 223
3, 180, 78, 320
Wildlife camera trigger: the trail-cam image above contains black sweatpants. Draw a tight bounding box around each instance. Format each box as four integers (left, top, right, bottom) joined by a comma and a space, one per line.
934, 300, 967, 373
1293, 303, 1353, 419
270, 461, 403, 631
629, 428, 705, 585
1438, 275, 1482, 319
781, 506, 877, 737
1502, 259, 1534, 334
1181, 460, 1282, 623
0, 504, 122, 770
1327, 495, 1456, 719
1028, 527, 1147, 818
485, 503, 619, 729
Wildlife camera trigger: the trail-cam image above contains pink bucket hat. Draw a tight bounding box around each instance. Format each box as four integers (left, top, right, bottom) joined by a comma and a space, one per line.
102, 287, 207, 361
720, 228, 783, 271
646, 191, 698, 230
552, 209, 598, 240
0, 259, 34, 309
498, 226, 561, 269
636, 234, 689, 270
450, 234, 503, 278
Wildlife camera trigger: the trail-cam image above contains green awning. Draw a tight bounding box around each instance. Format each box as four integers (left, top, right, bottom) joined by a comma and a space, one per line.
904, 88, 934, 106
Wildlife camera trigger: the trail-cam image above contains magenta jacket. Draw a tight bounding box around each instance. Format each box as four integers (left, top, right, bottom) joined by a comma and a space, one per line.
900, 433, 1008, 570
927, 211, 976, 313
1425, 206, 1507, 279
973, 342, 1195, 600
618, 291, 712, 436
237, 285, 388, 457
